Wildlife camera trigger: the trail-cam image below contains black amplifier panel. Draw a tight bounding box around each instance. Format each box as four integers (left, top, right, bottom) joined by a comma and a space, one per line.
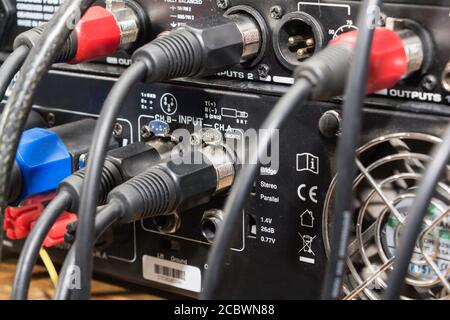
1, 0, 450, 300
0, 0, 449, 105
2, 70, 446, 299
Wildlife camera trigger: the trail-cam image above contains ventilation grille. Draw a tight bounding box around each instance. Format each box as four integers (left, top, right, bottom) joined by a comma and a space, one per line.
323, 132, 450, 300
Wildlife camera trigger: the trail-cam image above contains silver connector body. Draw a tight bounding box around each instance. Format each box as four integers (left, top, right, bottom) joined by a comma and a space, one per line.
442, 62, 450, 92
396, 29, 424, 74
386, 18, 424, 74
201, 144, 236, 193
106, 0, 140, 46
228, 13, 262, 62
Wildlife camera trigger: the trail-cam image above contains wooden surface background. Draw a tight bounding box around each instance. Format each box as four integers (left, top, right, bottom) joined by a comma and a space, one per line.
0, 252, 173, 300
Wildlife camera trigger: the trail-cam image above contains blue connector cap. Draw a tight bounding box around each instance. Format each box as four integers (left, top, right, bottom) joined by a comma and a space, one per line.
15, 128, 72, 203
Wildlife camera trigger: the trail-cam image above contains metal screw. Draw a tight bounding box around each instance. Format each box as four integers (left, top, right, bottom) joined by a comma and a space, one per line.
257, 64, 270, 78
270, 6, 283, 20
216, 0, 229, 10
46, 113, 56, 127
141, 125, 152, 140
113, 122, 123, 138
421, 75, 437, 92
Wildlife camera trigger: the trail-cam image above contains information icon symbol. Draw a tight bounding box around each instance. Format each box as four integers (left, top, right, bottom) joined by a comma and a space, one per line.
160, 93, 178, 115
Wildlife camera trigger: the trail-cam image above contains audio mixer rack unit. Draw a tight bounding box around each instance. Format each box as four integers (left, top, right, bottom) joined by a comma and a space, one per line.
0, 0, 450, 300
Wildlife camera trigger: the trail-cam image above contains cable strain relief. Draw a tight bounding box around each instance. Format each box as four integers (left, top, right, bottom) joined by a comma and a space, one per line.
293, 43, 353, 100
55, 32, 78, 63
13, 26, 77, 63
108, 167, 178, 224
59, 158, 123, 212
132, 29, 202, 82
13, 25, 46, 50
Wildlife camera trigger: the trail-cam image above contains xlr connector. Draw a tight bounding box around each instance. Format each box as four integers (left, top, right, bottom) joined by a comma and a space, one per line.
132, 12, 262, 82
13, 0, 146, 64
106, 144, 236, 224
294, 23, 428, 100
105, 0, 140, 47
58, 139, 176, 213
226, 13, 262, 62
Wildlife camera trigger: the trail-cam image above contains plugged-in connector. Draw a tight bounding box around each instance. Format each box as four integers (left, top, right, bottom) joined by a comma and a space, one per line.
58, 139, 176, 213
384, 17, 433, 75
294, 26, 427, 100
223, 5, 268, 68
3, 193, 77, 245
106, 0, 140, 47
64, 12, 259, 300
8, 119, 118, 204
13, 0, 146, 64
132, 12, 262, 82
7, 141, 175, 248
106, 144, 236, 224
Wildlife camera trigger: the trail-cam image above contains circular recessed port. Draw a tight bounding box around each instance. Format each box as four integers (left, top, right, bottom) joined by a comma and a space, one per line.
273, 12, 324, 70
224, 5, 269, 68
442, 62, 450, 92
201, 209, 225, 244
152, 213, 181, 234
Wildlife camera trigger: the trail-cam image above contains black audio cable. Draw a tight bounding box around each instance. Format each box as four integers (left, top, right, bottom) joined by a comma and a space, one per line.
70, 13, 262, 300
201, 0, 428, 300
201, 79, 313, 299
322, 0, 382, 300
70, 61, 147, 300
0, 46, 40, 259
0, 0, 145, 103
10, 140, 173, 300
58, 143, 235, 299
0, 0, 147, 103
0, 45, 28, 103
56, 204, 123, 300
0, 0, 146, 262
11, 190, 71, 300
0, 2, 136, 103
0, 0, 96, 262
10, 2, 145, 67
385, 126, 450, 299
200, 42, 368, 300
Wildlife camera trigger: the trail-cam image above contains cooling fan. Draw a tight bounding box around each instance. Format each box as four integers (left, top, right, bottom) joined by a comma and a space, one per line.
323, 132, 450, 300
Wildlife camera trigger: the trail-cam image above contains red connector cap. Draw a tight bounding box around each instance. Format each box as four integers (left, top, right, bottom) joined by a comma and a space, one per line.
293, 26, 423, 100
330, 28, 409, 94
3, 193, 54, 240
41, 213, 77, 248
70, 6, 121, 64
3, 203, 44, 240
3, 193, 77, 247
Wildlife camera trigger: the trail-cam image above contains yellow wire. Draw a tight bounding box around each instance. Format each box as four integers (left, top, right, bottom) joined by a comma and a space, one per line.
39, 247, 59, 288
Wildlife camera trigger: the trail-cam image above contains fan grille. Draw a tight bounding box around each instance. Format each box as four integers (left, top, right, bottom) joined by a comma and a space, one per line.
323, 132, 450, 300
